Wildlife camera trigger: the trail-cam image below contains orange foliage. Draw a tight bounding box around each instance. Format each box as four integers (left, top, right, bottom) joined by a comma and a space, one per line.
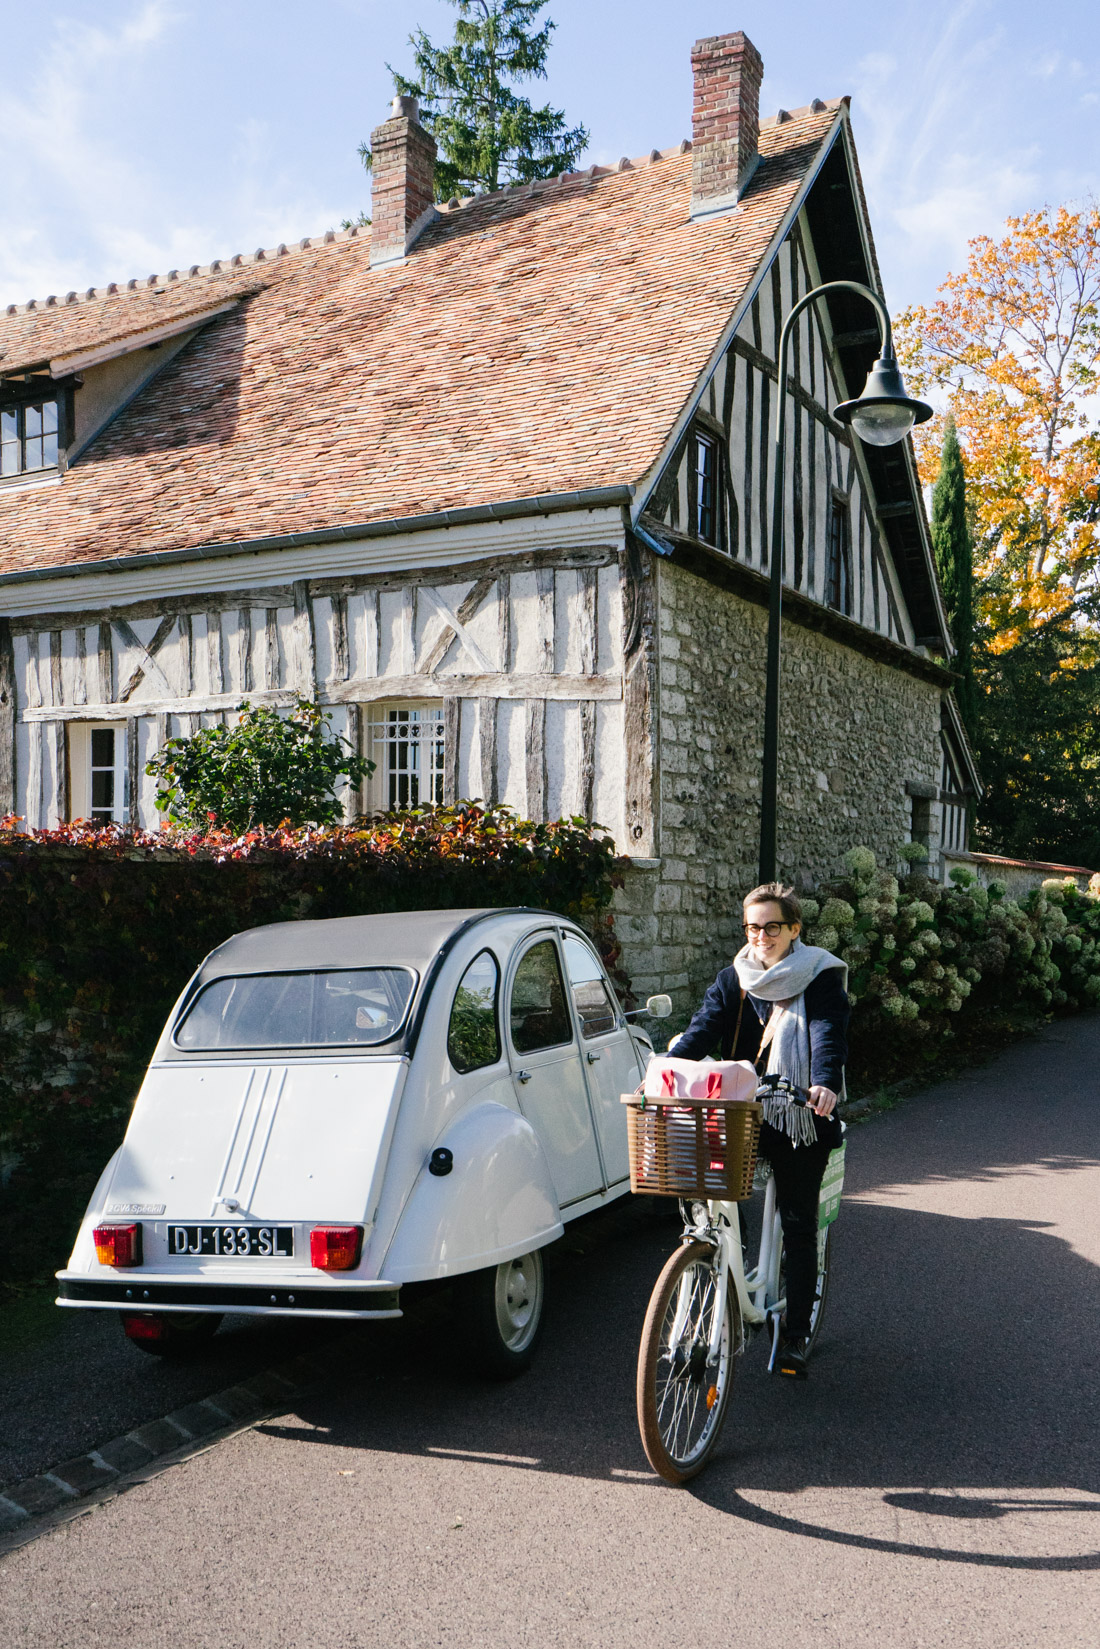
895, 203, 1100, 650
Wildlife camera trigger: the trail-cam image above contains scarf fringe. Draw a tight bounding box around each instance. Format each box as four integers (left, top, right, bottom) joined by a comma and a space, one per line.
761, 1089, 818, 1147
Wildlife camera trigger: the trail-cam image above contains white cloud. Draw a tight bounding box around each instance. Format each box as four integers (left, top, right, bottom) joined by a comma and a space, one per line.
0, 2, 351, 306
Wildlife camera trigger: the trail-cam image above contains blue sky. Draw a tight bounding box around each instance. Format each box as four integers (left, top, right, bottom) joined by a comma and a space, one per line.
2, 0, 1097, 313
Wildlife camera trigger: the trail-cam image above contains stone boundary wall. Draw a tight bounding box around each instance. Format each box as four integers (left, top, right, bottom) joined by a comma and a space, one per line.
942, 849, 1096, 899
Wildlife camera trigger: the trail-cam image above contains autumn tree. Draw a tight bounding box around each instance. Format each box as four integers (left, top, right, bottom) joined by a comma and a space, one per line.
896, 203, 1100, 648
358, 0, 588, 202
930, 415, 977, 732
896, 204, 1100, 866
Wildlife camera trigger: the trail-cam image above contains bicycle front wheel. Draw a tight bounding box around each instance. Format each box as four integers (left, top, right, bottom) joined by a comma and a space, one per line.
636, 1240, 737, 1485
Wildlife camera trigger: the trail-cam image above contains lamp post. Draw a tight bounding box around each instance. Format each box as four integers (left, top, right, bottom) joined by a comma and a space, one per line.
757, 279, 932, 883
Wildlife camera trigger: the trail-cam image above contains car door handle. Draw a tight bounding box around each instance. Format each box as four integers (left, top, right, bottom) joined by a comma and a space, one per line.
516, 1070, 532, 1083
586, 1051, 601, 1063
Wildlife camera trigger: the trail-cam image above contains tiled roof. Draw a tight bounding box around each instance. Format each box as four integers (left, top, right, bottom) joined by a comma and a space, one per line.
0, 103, 843, 580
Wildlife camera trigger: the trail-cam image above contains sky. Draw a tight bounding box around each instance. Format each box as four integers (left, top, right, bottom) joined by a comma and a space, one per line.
1, 0, 1097, 314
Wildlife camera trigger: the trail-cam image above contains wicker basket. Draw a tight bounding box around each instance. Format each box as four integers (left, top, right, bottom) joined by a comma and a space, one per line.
623, 1095, 763, 1200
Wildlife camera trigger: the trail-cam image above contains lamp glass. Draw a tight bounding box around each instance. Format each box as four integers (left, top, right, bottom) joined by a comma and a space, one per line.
848, 401, 916, 446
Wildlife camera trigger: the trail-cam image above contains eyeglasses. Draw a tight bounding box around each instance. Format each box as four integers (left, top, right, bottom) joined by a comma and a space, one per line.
743, 921, 789, 938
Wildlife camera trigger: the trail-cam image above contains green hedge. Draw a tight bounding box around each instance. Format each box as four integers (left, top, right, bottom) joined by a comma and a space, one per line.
0, 807, 624, 1292
803, 845, 1100, 1084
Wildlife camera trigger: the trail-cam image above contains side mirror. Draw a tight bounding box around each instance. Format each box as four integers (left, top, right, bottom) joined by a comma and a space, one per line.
645, 994, 673, 1020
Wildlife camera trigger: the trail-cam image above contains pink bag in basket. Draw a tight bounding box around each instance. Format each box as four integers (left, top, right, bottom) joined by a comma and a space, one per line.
643, 1056, 758, 1103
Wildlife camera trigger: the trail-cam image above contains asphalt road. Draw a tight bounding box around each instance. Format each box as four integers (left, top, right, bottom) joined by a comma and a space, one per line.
2, 1017, 1099, 1648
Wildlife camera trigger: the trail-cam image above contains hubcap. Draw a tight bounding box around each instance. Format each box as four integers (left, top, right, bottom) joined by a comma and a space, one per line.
494, 1251, 543, 1352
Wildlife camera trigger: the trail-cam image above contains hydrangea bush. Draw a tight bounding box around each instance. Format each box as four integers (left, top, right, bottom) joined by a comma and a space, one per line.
801, 845, 1100, 1076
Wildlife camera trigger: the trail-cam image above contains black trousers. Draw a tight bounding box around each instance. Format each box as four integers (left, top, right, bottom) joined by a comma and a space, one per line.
759, 1116, 841, 1337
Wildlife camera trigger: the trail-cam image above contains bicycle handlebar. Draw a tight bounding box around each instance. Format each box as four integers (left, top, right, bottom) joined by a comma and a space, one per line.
754, 1075, 812, 1107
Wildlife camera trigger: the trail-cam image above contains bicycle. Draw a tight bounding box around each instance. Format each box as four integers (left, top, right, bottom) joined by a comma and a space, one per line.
627, 1075, 844, 1485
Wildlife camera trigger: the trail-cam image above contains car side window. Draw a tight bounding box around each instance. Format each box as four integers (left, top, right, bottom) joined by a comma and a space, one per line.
563, 936, 618, 1040
447, 950, 501, 1074
510, 939, 573, 1054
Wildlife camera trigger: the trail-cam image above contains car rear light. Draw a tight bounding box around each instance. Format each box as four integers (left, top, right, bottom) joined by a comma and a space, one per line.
93, 1223, 143, 1267
310, 1226, 363, 1271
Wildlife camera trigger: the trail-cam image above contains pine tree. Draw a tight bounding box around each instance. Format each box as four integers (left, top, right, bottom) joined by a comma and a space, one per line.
359, 0, 589, 202
932, 415, 978, 734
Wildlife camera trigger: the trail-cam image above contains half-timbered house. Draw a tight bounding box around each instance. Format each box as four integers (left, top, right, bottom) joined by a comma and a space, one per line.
0, 29, 977, 1004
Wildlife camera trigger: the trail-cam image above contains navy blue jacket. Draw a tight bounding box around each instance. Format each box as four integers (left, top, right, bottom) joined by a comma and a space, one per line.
674, 964, 849, 1094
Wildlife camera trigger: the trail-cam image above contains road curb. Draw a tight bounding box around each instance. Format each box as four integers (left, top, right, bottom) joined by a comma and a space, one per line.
0, 1353, 320, 1556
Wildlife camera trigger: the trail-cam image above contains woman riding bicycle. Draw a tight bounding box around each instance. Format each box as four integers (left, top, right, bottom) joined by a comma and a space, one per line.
671, 881, 848, 1380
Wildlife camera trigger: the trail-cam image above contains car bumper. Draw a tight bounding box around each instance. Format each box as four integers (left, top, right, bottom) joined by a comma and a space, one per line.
55, 1274, 402, 1320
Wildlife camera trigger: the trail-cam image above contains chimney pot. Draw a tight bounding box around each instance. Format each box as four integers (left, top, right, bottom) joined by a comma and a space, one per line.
690, 31, 764, 219
370, 95, 438, 267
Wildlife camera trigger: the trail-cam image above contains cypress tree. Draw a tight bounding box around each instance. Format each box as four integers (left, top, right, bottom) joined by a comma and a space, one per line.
932, 415, 977, 733
360, 1, 589, 202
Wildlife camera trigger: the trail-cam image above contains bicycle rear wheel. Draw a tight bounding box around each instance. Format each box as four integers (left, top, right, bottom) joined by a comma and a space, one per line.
636, 1240, 737, 1485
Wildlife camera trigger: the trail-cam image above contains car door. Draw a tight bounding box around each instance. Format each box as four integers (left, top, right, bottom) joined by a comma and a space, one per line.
506, 932, 603, 1208
562, 934, 644, 1189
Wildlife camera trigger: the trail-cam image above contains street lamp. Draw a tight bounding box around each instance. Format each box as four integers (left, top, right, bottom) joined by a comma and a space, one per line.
757, 279, 932, 883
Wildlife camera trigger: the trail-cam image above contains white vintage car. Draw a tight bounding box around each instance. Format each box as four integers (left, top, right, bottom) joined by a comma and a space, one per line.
57, 908, 666, 1374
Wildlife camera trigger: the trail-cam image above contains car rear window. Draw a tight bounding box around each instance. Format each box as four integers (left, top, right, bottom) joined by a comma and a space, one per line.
174, 968, 417, 1051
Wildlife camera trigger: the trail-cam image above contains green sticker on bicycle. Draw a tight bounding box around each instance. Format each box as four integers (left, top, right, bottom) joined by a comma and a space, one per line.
818, 1141, 846, 1230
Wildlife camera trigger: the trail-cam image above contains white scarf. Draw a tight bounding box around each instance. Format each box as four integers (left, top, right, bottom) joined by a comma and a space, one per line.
734, 938, 848, 1145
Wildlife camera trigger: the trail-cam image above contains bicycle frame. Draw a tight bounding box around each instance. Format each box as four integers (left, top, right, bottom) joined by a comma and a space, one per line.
673, 1174, 785, 1368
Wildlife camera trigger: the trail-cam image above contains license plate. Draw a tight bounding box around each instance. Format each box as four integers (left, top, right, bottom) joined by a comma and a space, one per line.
167, 1224, 294, 1258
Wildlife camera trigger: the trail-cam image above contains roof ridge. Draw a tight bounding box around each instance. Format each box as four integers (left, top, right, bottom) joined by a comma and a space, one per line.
2, 225, 365, 323
2, 102, 844, 322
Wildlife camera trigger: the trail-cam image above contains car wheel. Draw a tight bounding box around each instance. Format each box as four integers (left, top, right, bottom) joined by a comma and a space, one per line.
121, 1311, 223, 1357
454, 1249, 546, 1378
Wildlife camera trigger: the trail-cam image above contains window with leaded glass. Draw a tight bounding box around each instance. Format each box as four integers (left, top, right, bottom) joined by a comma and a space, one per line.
1, 399, 60, 477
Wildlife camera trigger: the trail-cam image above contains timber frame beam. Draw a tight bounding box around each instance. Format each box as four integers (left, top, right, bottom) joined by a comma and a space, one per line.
640, 516, 955, 688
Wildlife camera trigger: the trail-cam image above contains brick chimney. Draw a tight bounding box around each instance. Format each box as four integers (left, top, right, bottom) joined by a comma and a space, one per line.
369, 95, 438, 268
690, 32, 764, 219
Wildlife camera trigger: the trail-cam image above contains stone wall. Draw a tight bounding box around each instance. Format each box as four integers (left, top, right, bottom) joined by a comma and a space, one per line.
615, 558, 943, 1015
942, 849, 1095, 898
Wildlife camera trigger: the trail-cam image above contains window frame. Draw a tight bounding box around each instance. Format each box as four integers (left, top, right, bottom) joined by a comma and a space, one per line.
825, 489, 852, 615
0, 378, 73, 481
361, 699, 446, 814
690, 426, 721, 548
447, 948, 503, 1075
171, 964, 419, 1053
67, 721, 128, 825
562, 934, 621, 1041
507, 935, 575, 1057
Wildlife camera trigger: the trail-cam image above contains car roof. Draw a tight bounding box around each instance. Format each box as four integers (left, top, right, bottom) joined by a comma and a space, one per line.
194, 907, 565, 981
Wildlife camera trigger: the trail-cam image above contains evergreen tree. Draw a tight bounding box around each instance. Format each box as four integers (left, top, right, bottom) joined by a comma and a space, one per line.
360, 0, 588, 201
932, 415, 978, 734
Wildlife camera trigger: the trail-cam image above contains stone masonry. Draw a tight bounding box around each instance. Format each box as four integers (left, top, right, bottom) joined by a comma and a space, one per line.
614, 558, 943, 1016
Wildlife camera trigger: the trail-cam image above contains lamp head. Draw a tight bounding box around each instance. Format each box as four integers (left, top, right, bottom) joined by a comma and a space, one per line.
833, 350, 933, 447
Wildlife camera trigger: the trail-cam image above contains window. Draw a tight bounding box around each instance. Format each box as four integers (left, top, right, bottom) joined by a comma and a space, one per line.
825, 492, 851, 614
563, 936, 618, 1039
692, 430, 719, 546
1, 399, 59, 477
509, 940, 572, 1054
448, 950, 501, 1073
175, 967, 417, 1051
68, 723, 127, 824
364, 703, 445, 812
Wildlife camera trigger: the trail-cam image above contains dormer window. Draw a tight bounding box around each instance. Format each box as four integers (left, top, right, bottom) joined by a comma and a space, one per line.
1, 396, 60, 477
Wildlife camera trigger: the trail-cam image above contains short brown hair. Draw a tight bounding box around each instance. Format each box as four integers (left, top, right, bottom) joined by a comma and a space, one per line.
743, 881, 802, 925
